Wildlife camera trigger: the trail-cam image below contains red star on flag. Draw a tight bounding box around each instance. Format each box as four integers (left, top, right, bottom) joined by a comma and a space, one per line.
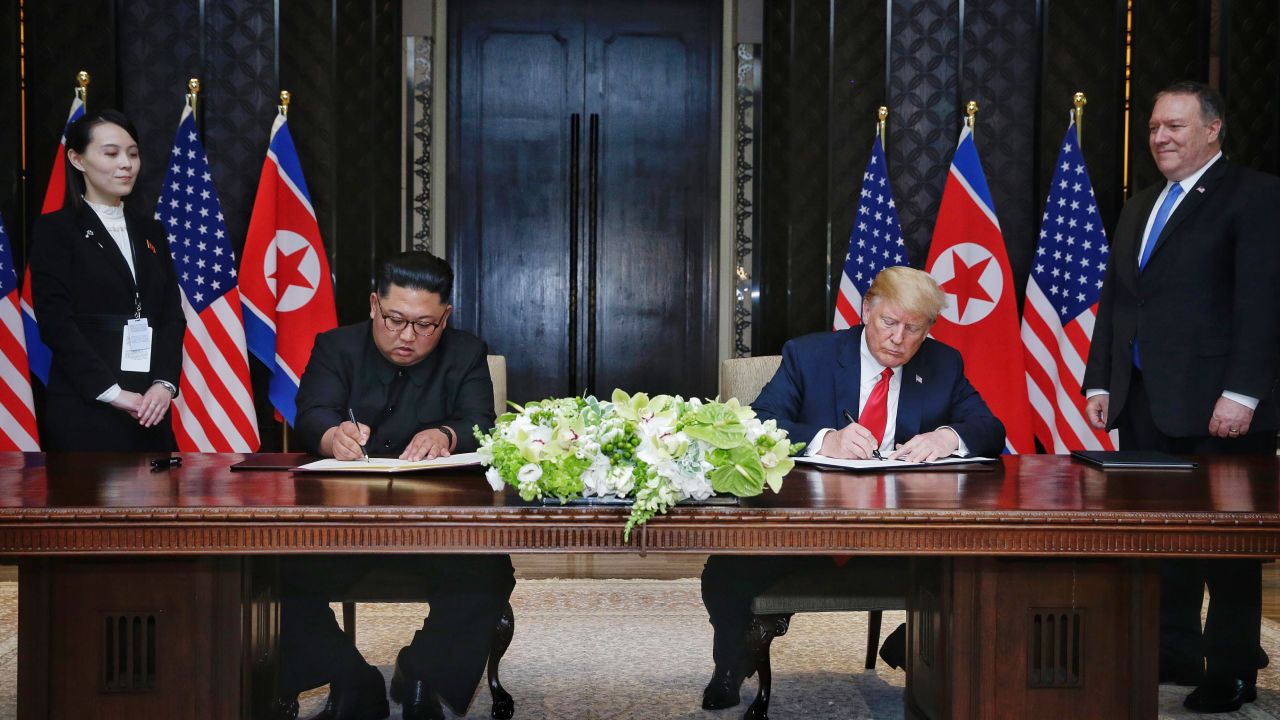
941, 255, 993, 318
269, 246, 314, 295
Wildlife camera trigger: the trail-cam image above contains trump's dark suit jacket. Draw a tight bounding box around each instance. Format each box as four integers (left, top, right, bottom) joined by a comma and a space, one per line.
29, 204, 185, 450
294, 321, 496, 456
753, 326, 1006, 457
1083, 157, 1280, 438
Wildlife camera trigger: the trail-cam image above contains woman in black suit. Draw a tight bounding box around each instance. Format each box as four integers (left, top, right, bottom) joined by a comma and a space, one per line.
29, 110, 185, 451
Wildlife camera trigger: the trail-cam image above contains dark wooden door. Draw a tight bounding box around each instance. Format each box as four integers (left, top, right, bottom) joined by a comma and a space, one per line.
449, 0, 719, 404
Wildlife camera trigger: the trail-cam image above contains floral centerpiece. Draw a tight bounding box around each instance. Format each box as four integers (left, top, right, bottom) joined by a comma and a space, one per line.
474, 390, 804, 538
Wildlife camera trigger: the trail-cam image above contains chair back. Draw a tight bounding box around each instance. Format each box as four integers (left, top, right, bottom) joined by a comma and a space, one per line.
487, 355, 508, 417
719, 355, 782, 405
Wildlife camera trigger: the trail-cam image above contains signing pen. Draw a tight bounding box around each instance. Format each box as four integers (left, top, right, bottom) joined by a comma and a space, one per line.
842, 409, 886, 460
347, 408, 370, 462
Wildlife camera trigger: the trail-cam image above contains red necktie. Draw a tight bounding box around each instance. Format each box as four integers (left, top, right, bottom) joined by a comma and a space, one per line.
859, 367, 894, 447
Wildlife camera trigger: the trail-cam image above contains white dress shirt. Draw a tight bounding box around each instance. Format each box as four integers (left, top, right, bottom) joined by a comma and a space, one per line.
86, 199, 133, 404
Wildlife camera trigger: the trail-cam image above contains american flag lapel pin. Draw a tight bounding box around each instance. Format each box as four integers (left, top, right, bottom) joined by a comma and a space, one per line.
146, 239, 157, 254
915, 374, 923, 384
1196, 186, 1205, 193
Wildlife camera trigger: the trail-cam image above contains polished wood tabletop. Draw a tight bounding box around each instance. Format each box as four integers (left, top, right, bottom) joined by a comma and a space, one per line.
0, 452, 1277, 557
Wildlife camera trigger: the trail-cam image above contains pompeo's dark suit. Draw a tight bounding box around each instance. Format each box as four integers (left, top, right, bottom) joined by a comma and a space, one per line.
1084, 157, 1280, 688
29, 204, 185, 450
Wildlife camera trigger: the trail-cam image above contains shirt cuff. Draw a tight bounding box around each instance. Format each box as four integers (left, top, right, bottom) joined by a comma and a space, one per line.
1085, 389, 1109, 399
937, 426, 969, 457
805, 429, 831, 456
97, 384, 123, 403
1221, 391, 1259, 410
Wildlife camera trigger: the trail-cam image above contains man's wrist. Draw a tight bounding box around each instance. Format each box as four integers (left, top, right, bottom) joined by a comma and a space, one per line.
151, 379, 178, 398
436, 425, 456, 450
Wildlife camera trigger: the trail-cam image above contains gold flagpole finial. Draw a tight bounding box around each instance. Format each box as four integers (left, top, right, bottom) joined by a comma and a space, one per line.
1073, 92, 1087, 147
279, 90, 291, 118
877, 106, 888, 140
964, 100, 979, 130
186, 78, 201, 115
74, 70, 90, 103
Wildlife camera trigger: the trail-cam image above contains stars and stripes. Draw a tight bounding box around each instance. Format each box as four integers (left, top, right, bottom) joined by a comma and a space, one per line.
240, 111, 336, 427
21, 90, 84, 386
834, 133, 907, 329
0, 215, 39, 450
1021, 119, 1116, 451
156, 105, 259, 451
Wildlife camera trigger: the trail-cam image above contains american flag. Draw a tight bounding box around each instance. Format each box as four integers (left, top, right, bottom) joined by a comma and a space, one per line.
834, 133, 907, 329
1020, 119, 1115, 451
0, 215, 39, 450
156, 105, 260, 451
21, 87, 84, 385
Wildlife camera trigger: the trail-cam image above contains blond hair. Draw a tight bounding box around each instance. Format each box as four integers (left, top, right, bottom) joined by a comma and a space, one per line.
863, 266, 947, 323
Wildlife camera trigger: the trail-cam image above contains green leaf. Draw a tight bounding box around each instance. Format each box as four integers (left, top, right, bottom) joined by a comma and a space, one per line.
682, 403, 748, 449
708, 446, 765, 496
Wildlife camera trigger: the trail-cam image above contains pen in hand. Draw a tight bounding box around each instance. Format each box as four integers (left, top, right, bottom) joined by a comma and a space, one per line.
347, 408, 370, 462
842, 409, 886, 461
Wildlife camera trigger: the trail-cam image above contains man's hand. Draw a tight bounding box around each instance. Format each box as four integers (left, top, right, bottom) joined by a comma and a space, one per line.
889, 429, 959, 462
820, 422, 879, 459
109, 390, 144, 418
1208, 396, 1254, 439
135, 384, 174, 428
1086, 395, 1109, 430
322, 421, 371, 460
401, 428, 452, 461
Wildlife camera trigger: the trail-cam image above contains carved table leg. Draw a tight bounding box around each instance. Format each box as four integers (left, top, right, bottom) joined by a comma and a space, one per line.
488, 602, 516, 720
744, 613, 791, 720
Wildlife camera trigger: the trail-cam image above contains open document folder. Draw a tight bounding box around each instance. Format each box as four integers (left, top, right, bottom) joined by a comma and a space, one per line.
793, 454, 997, 471
293, 452, 483, 473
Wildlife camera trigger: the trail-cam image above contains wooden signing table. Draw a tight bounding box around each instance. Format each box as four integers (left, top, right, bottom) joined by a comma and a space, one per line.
1, 452, 1279, 719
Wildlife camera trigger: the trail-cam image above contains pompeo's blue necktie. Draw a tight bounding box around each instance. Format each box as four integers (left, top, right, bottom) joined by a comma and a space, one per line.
1138, 183, 1183, 272
1134, 182, 1184, 368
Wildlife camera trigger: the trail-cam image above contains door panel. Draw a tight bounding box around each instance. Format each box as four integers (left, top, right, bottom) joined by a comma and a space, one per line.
450, 0, 718, 404
451, 1, 584, 402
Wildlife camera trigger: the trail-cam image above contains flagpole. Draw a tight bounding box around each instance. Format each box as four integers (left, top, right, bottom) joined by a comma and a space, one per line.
877, 105, 887, 142
278, 88, 291, 453
186, 78, 200, 116
1073, 91, 1087, 147
75, 70, 89, 105
964, 100, 978, 132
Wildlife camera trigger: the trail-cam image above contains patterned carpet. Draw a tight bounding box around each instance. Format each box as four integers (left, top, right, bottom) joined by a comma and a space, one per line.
0, 579, 1278, 719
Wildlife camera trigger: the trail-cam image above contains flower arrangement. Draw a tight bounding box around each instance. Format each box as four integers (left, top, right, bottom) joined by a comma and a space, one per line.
474, 390, 804, 538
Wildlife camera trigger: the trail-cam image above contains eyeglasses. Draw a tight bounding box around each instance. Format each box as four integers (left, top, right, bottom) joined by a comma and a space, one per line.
376, 299, 444, 337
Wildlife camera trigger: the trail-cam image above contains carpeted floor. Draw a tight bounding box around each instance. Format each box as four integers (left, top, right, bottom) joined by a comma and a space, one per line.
0, 579, 1278, 719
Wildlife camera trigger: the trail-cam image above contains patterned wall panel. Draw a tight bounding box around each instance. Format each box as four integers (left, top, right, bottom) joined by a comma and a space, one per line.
734, 43, 761, 358
1129, 0, 1207, 194
370, 0, 402, 283
407, 36, 433, 251
888, 0, 960, 263
202, 0, 276, 256
961, 0, 1040, 303
1039, 0, 1126, 235
827, 0, 889, 316
0, 0, 20, 233
20, 0, 117, 236
1223, 1, 1279, 173
118, 0, 204, 213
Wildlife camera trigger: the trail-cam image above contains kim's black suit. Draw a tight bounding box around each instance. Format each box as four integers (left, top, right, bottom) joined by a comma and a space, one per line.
28, 204, 185, 450
286, 322, 512, 713
1084, 157, 1280, 687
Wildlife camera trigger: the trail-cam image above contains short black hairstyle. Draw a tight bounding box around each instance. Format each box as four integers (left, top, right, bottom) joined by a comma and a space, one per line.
63, 109, 142, 211
375, 251, 454, 303
1155, 80, 1227, 143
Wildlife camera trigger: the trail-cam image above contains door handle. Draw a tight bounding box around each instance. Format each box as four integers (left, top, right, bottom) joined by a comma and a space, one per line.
587, 112, 599, 396
569, 113, 581, 395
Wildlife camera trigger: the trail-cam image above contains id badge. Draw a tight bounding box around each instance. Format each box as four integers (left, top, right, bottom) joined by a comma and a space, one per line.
121, 318, 152, 373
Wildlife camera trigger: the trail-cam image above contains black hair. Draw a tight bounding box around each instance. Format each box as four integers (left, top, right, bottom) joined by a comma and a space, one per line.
62, 109, 142, 211
375, 251, 454, 303
1155, 81, 1227, 143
